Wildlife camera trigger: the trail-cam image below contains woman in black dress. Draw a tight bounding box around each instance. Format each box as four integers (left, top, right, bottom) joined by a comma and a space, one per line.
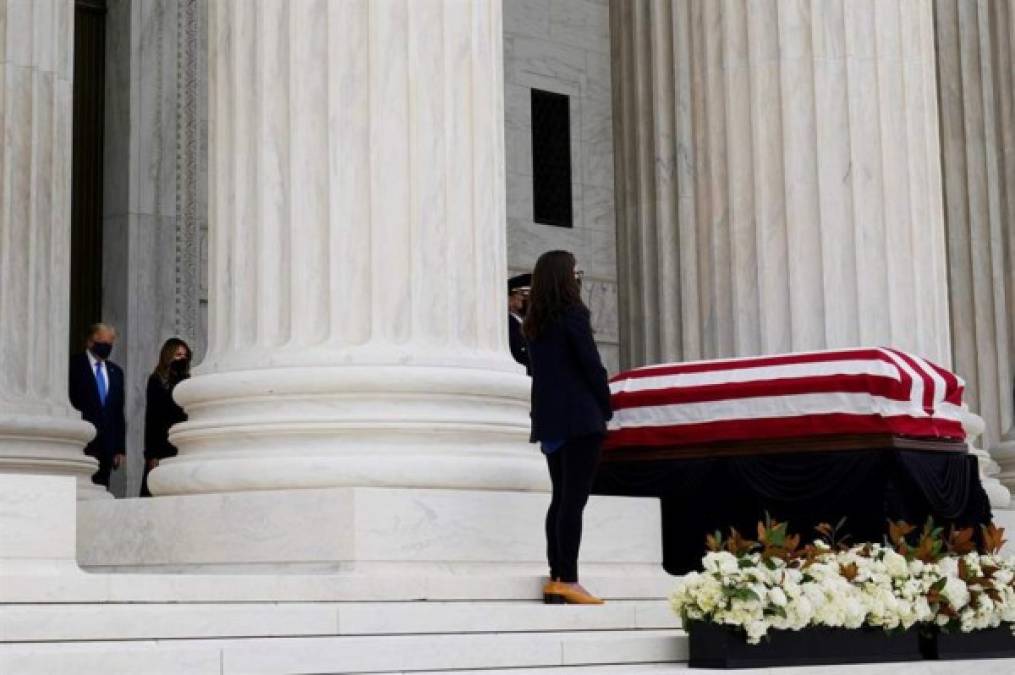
140, 338, 192, 497
523, 250, 612, 605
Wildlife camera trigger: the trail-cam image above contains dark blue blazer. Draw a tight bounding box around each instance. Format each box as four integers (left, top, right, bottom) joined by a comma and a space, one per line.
527, 304, 612, 442
68, 352, 126, 459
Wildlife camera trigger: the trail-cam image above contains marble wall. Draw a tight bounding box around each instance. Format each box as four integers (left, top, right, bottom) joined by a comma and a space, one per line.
502, 0, 619, 373
101, 0, 207, 498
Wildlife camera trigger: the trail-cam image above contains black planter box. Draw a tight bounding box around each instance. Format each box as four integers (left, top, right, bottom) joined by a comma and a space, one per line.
920, 625, 1015, 660
687, 622, 921, 669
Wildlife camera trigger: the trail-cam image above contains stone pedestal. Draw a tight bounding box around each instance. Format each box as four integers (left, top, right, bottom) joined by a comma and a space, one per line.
0, 474, 81, 578
78, 489, 667, 591
149, 0, 542, 496
0, 0, 100, 499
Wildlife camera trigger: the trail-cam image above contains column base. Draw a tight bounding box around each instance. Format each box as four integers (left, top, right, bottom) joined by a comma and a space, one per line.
0, 413, 106, 500
153, 363, 545, 495
992, 435, 1015, 496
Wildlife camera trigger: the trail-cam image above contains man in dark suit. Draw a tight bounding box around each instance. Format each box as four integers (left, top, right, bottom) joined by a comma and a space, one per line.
508, 273, 531, 373
68, 323, 126, 489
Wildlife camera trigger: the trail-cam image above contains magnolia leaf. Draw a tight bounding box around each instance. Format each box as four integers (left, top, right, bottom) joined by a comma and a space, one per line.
839, 562, 859, 581
889, 520, 916, 546
981, 523, 1008, 555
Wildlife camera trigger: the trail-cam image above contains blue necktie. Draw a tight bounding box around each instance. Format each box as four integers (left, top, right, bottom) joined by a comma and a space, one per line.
95, 362, 107, 406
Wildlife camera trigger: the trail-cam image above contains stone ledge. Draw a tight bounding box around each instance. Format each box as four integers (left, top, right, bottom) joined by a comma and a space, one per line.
79, 487, 663, 569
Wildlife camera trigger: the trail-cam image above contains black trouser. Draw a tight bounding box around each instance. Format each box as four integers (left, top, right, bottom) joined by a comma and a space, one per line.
545, 435, 602, 583
89, 451, 113, 488
140, 461, 154, 497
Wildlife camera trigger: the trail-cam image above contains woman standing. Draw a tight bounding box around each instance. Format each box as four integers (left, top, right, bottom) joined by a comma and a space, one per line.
523, 250, 612, 605
140, 338, 192, 497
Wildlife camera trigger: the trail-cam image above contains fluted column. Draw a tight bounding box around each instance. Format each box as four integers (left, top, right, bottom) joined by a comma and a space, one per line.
149, 0, 541, 496
935, 0, 1015, 502
613, 0, 951, 368
1002, 0, 1015, 489
0, 0, 100, 499
935, 0, 1015, 493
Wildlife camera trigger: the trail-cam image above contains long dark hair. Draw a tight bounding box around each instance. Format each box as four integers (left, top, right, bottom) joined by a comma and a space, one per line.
154, 337, 192, 384
522, 250, 583, 340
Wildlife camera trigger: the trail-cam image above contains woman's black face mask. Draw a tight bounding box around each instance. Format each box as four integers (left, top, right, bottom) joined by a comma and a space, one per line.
169, 358, 190, 377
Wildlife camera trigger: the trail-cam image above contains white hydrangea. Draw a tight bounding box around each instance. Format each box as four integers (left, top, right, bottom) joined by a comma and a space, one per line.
882, 550, 909, 578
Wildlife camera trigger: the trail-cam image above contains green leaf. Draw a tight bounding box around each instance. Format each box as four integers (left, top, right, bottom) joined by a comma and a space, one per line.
765, 606, 788, 619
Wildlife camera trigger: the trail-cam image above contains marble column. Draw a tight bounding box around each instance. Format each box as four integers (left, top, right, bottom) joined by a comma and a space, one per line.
612, 0, 951, 368
935, 0, 1015, 502
149, 0, 542, 496
0, 0, 101, 499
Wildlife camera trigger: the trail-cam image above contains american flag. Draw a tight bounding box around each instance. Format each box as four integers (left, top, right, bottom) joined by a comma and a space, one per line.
605, 348, 966, 450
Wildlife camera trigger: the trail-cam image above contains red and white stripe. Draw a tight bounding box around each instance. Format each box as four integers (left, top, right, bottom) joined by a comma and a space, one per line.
605, 348, 966, 450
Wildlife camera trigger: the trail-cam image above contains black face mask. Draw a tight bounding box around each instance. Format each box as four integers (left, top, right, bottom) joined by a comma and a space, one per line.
169, 358, 190, 378
90, 342, 113, 360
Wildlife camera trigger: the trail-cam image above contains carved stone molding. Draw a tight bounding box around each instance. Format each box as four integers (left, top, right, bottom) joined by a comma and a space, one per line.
174, 0, 203, 353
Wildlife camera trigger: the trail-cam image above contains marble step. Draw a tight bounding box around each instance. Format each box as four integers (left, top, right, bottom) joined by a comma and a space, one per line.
1, 599, 678, 642
0, 629, 688, 674
2, 566, 675, 603
408, 660, 1015, 674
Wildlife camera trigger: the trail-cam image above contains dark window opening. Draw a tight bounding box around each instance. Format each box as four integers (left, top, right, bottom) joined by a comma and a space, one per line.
530, 89, 573, 228
70, 0, 107, 353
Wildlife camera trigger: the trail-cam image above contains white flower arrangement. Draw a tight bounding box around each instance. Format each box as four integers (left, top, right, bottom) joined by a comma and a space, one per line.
671, 518, 1015, 644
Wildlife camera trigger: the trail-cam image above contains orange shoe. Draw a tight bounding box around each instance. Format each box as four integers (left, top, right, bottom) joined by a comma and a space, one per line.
543, 579, 563, 604
545, 581, 604, 605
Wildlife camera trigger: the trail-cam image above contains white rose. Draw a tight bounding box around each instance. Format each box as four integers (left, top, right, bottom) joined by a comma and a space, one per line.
703, 551, 740, 576
938, 558, 959, 578
941, 577, 970, 609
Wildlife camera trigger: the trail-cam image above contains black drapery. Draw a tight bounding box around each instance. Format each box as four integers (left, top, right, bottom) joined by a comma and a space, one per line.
593, 449, 992, 574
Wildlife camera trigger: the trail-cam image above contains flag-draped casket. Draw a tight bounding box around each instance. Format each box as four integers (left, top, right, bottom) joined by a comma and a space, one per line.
606, 348, 966, 451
